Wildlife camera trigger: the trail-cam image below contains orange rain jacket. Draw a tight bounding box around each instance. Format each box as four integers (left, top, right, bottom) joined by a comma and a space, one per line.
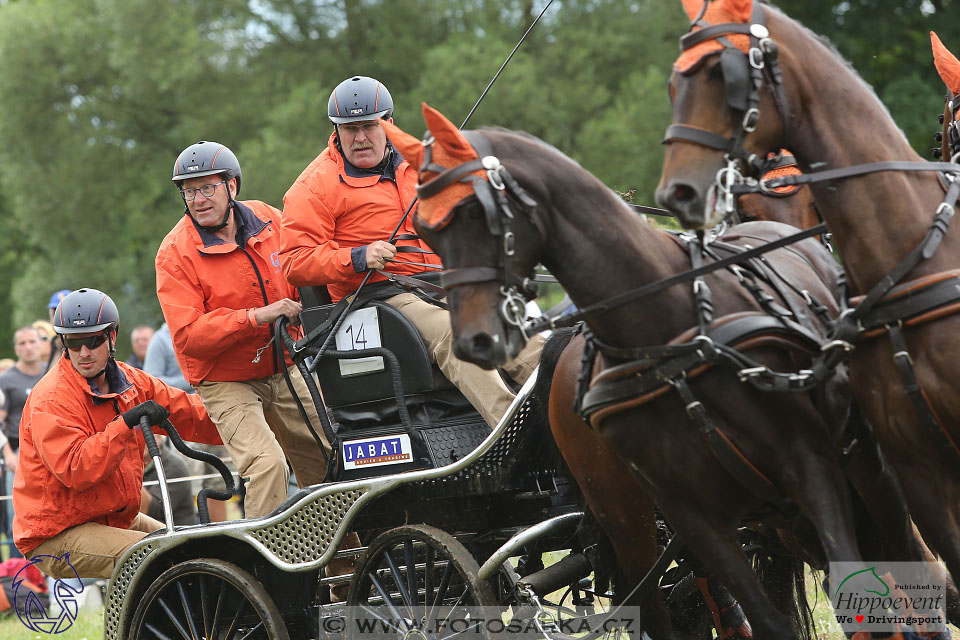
279, 133, 429, 302
13, 356, 221, 555
155, 201, 300, 385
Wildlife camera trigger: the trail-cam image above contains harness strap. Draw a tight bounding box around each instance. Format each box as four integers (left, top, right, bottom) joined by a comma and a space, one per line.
733, 161, 960, 194
672, 376, 797, 517
887, 323, 960, 462
528, 223, 827, 333
442, 266, 500, 290
663, 125, 734, 151
417, 159, 486, 199
680, 22, 754, 49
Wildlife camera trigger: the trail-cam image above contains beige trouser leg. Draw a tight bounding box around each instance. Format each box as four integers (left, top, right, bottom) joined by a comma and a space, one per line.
262, 365, 331, 488
27, 513, 164, 579
385, 293, 516, 427
501, 333, 547, 386
197, 369, 331, 519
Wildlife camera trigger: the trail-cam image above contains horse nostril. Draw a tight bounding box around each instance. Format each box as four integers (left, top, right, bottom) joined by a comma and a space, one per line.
470, 333, 494, 357
672, 183, 696, 203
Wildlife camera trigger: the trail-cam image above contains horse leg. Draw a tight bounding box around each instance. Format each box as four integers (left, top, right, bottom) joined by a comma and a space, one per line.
550, 339, 680, 640
894, 467, 960, 629
841, 412, 960, 622
658, 505, 798, 640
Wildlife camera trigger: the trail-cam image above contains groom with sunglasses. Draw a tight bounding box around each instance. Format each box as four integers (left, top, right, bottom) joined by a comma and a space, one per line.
11, 288, 222, 579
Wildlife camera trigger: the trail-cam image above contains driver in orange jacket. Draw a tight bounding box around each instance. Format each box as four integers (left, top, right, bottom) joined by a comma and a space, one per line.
13, 288, 222, 579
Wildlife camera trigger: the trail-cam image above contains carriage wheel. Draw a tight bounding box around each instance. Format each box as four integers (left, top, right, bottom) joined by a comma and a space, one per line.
129, 558, 289, 640
346, 524, 498, 639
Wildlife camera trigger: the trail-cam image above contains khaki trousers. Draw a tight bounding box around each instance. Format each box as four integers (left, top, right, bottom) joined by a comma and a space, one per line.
196, 365, 331, 518
383, 294, 543, 427
27, 512, 163, 579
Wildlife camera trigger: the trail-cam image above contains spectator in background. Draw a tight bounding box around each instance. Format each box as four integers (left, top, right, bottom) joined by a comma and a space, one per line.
143, 323, 191, 392
0, 327, 47, 559
32, 321, 55, 367
126, 325, 154, 370
46, 290, 71, 369
46, 290, 70, 324
144, 322, 231, 522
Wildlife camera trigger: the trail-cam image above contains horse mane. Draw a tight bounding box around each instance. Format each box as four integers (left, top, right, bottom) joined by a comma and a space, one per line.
765, 3, 901, 129
476, 126, 640, 221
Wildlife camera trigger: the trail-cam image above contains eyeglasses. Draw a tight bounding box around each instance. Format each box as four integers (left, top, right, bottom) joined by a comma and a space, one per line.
339, 122, 381, 136
63, 333, 109, 351
181, 180, 226, 201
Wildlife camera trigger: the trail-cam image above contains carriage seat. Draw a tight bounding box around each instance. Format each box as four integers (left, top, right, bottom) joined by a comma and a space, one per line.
297, 286, 490, 480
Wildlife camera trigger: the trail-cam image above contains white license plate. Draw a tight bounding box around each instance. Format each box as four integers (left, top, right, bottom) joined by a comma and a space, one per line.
334, 306, 384, 376
342, 434, 413, 470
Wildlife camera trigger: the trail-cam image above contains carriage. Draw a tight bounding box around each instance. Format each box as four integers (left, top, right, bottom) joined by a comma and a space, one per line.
100, 284, 675, 640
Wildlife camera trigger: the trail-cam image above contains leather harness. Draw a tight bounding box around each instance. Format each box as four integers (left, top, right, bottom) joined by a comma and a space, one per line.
665, 2, 960, 464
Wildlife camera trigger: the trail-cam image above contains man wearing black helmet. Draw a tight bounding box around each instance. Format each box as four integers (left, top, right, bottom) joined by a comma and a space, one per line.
279, 76, 541, 429
157, 141, 333, 519
12, 288, 221, 578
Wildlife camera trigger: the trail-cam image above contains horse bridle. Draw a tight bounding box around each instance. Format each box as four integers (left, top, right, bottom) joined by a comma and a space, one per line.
945, 92, 960, 161
415, 131, 541, 336
664, 2, 793, 217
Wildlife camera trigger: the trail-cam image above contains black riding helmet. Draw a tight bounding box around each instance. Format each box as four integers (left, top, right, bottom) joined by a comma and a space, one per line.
328, 76, 393, 124
53, 288, 120, 360
172, 141, 242, 232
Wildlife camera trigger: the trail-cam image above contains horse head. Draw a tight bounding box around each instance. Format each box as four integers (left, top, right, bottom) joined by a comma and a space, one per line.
657, 0, 793, 229
383, 105, 545, 368
932, 31, 960, 162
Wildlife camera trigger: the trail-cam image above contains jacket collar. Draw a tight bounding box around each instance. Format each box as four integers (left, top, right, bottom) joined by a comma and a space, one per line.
190, 201, 270, 252
327, 132, 406, 188
59, 357, 134, 403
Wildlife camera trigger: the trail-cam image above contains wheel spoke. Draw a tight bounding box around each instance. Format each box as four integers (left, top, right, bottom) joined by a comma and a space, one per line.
384, 548, 414, 614
424, 545, 435, 611
403, 539, 421, 622
431, 558, 455, 614
156, 594, 192, 640
210, 580, 227, 638
236, 620, 266, 640
198, 572, 211, 637
368, 571, 412, 631
176, 581, 202, 640
360, 603, 408, 634
222, 597, 248, 638
143, 621, 174, 640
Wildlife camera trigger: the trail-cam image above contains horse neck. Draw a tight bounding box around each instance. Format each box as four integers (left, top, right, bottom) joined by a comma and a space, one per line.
534, 186, 695, 346
770, 9, 951, 294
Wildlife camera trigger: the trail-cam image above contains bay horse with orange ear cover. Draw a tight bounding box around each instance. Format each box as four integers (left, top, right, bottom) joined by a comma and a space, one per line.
379, 102, 941, 639
658, 1, 960, 622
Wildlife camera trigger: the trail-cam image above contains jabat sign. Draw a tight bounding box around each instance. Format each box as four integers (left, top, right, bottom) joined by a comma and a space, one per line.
342, 434, 412, 470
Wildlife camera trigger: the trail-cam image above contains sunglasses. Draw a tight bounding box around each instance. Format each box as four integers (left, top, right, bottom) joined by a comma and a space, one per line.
63, 333, 109, 351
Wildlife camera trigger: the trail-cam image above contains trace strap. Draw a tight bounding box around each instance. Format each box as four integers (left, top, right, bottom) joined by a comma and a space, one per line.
527, 223, 827, 333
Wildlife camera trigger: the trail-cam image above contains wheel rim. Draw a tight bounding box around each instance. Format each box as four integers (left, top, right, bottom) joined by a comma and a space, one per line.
347, 525, 497, 639
131, 558, 289, 640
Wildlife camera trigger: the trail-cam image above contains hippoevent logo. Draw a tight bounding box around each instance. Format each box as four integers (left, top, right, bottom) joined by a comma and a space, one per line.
14, 553, 83, 634
830, 561, 946, 635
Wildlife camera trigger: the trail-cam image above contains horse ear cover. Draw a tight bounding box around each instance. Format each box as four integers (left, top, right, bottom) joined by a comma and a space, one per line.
931, 32, 960, 97
682, 0, 752, 23
380, 119, 424, 169
720, 47, 752, 112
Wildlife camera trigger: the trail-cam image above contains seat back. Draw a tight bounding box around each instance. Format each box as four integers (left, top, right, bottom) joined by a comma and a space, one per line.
297, 288, 491, 481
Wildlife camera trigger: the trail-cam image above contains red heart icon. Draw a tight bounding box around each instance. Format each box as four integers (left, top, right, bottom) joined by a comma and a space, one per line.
856, 615, 864, 623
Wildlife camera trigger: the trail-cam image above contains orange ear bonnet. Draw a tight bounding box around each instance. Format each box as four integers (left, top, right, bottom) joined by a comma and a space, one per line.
676, 0, 754, 73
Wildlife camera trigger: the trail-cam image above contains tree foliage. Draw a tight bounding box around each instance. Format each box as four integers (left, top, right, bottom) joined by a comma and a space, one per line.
0, 0, 950, 357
